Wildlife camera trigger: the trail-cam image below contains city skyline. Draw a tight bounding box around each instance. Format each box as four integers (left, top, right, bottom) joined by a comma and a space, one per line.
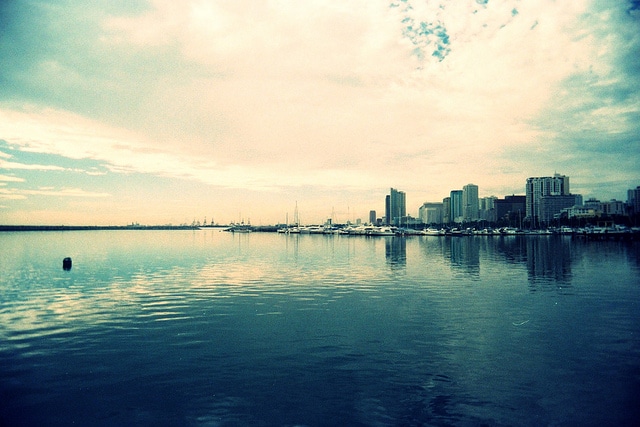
1, 1, 639, 225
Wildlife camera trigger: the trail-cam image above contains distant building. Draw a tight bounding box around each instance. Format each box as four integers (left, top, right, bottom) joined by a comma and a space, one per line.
561, 205, 598, 219
602, 200, 626, 216
495, 195, 526, 225
462, 184, 479, 221
369, 210, 376, 225
442, 197, 451, 224
628, 186, 640, 216
419, 202, 443, 225
385, 195, 390, 224
540, 194, 581, 224
450, 190, 464, 223
386, 188, 406, 226
479, 196, 497, 222
526, 174, 570, 226
584, 198, 602, 212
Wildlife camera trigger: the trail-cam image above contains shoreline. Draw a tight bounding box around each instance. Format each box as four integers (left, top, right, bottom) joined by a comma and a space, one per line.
1, 225, 637, 240
0, 225, 201, 232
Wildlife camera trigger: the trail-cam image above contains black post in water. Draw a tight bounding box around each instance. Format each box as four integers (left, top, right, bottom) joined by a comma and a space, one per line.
63, 257, 72, 270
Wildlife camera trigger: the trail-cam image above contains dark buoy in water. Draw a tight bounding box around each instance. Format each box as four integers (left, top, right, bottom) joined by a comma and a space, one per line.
63, 257, 72, 270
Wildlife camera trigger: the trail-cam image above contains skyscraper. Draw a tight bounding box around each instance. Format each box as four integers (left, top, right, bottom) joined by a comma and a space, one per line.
442, 197, 451, 224
526, 174, 570, 225
385, 195, 390, 225
462, 183, 479, 221
628, 186, 640, 216
450, 190, 463, 223
386, 188, 406, 226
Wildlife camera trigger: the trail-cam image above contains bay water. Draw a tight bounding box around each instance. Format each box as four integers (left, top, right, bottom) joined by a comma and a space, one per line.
1, 230, 639, 426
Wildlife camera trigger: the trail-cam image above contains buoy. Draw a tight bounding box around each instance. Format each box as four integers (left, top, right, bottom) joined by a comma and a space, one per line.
63, 257, 72, 270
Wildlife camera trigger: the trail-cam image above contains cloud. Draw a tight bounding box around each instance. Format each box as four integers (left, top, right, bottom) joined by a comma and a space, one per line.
0, 174, 25, 182
0, 158, 67, 171
522, 1, 640, 186
0, 187, 111, 199
0, 0, 638, 224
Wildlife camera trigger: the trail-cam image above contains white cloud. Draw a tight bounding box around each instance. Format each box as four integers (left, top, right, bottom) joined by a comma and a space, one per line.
0, 189, 27, 200
0, 174, 25, 182
0, 187, 111, 199
95, 0, 600, 165
1, 0, 637, 223
0, 158, 66, 171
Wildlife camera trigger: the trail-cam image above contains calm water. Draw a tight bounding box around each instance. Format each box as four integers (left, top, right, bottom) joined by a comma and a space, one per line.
1, 230, 639, 426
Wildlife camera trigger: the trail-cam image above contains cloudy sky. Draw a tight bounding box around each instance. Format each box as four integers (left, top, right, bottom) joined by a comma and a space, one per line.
1, 0, 639, 225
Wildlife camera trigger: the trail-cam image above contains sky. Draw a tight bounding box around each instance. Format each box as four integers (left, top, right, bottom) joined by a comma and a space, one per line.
1, 0, 639, 226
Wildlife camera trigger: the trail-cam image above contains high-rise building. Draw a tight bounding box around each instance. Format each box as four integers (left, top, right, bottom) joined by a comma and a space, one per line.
442, 197, 451, 224
526, 174, 570, 225
628, 186, 640, 216
450, 190, 463, 223
385, 195, 390, 225
462, 184, 479, 221
419, 202, 443, 225
369, 210, 377, 225
386, 188, 406, 226
479, 196, 497, 222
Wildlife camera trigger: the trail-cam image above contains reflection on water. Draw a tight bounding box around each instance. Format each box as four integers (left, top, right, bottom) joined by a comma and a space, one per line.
524, 236, 574, 287
385, 236, 406, 269
448, 237, 480, 277
417, 235, 579, 287
1, 230, 639, 426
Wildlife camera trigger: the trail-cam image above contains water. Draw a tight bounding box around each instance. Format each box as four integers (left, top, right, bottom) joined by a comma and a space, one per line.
1, 230, 639, 426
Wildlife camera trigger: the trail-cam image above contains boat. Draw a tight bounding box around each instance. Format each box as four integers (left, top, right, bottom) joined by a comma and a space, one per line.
559, 226, 575, 235
229, 222, 253, 233
448, 228, 472, 236
308, 226, 325, 234
423, 227, 445, 236
368, 226, 396, 236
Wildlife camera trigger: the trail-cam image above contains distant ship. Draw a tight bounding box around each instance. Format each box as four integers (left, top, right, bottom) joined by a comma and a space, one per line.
228, 221, 253, 233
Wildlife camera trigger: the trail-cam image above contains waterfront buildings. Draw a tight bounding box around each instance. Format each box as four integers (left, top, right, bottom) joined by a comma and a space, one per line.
495, 195, 526, 225
450, 190, 464, 223
540, 194, 581, 224
603, 200, 626, 216
442, 197, 451, 224
418, 202, 444, 225
584, 198, 601, 211
479, 196, 497, 222
462, 184, 479, 222
526, 174, 571, 226
386, 188, 406, 226
629, 186, 640, 216
368, 178, 638, 230
561, 205, 598, 219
